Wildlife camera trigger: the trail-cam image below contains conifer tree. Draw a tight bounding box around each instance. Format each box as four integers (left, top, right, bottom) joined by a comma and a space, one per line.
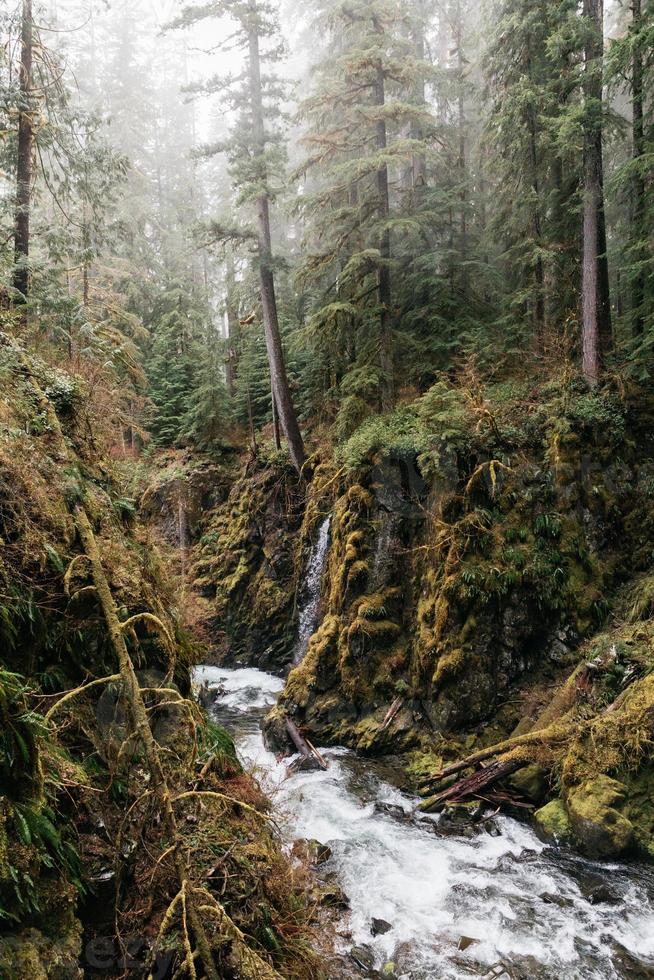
297, 0, 439, 421
607, 0, 654, 340
172, 0, 306, 473
13, 0, 33, 300
484, 0, 580, 344
581, 0, 612, 385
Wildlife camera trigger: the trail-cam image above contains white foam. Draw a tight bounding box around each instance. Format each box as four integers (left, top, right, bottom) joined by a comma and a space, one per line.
193, 665, 284, 710
201, 666, 654, 979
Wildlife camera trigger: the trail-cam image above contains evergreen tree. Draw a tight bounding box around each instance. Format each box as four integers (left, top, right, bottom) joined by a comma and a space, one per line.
607, 0, 654, 341
581, 0, 612, 385
172, 0, 306, 473
484, 0, 580, 344
146, 284, 202, 446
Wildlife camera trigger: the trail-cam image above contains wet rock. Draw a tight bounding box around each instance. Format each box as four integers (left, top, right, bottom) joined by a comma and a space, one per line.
567, 776, 635, 859
458, 936, 479, 952
350, 944, 376, 972
483, 818, 502, 838
539, 891, 574, 909
370, 918, 392, 936
288, 755, 324, 775
291, 838, 333, 867
380, 963, 398, 979
374, 801, 412, 821
314, 882, 350, 910
533, 799, 575, 844
577, 874, 621, 905
611, 942, 654, 979
508, 764, 549, 805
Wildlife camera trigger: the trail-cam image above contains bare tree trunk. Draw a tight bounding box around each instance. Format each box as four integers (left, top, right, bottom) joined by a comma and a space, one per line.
271, 387, 281, 450
225, 252, 240, 397
410, 1, 428, 189
631, 0, 646, 338
372, 28, 394, 411
13, 0, 33, 300
582, 0, 611, 386
247, 2, 306, 473
455, 1, 468, 299
526, 87, 545, 346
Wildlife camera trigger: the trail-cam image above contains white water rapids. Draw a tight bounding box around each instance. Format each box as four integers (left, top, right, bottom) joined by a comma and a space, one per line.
195, 665, 654, 980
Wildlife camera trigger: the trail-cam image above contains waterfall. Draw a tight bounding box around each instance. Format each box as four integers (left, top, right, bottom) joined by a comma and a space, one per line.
294, 515, 331, 665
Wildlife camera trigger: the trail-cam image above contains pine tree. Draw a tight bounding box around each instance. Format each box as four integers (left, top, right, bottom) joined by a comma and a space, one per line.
12, 0, 33, 300
607, 0, 654, 341
172, 0, 306, 473
147, 284, 202, 447
297, 0, 441, 423
581, 0, 612, 385
484, 0, 580, 344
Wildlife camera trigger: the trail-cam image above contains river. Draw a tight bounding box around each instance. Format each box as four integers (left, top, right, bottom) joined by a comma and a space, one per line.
195, 664, 654, 980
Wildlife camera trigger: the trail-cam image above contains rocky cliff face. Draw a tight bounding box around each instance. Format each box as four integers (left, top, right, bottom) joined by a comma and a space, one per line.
262, 381, 654, 752
197, 376, 654, 862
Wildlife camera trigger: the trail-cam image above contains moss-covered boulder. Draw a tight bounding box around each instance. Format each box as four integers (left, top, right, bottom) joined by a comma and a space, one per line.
533, 800, 575, 844
0, 924, 82, 980
566, 776, 635, 859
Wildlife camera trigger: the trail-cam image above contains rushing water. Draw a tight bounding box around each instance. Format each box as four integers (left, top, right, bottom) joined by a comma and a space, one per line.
294, 515, 332, 665
195, 665, 654, 980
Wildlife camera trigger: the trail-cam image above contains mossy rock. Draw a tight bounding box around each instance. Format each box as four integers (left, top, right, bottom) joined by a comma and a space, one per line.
508, 764, 549, 805
0, 923, 82, 980
533, 799, 575, 845
566, 776, 635, 859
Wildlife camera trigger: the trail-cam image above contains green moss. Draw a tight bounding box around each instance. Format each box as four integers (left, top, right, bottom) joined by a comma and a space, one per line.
533, 800, 575, 844
566, 776, 635, 859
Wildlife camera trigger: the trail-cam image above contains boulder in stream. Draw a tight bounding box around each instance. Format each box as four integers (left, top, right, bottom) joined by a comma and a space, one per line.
566, 776, 635, 859
350, 944, 376, 972
370, 917, 392, 936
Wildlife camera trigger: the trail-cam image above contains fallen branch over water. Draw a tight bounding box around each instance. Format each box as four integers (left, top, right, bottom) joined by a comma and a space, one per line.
419, 759, 523, 813
286, 718, 329, 770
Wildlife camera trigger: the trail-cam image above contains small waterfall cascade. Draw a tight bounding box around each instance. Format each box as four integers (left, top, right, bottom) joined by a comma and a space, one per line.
294, 515, 332, 665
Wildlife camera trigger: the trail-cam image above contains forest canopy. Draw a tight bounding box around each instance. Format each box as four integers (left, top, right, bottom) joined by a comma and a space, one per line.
1, 0, 652, 466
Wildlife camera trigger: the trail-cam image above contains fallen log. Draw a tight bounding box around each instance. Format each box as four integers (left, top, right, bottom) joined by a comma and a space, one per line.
418, 720, 575, 792
379, 696, 404, 734
285, 719, 329, 771
419, 759, 522, 813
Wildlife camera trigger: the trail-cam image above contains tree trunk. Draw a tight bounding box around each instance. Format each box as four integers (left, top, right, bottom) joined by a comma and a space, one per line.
527, 94, 545, 346
455, 1, 468, 299
225, 253, 240, 397
410, 1, 428, 189
631, 0, 646, 338
581, 0, 611, 386
13, 0, 33, 301
372, 25, 394, 411
271, 387, 281, 450
246, 2, 306, 473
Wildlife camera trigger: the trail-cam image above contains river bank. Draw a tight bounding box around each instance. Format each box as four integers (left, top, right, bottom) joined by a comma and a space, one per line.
196, 665, 654, 980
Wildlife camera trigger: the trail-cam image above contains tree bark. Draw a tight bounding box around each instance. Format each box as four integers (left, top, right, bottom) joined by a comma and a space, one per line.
410, 1, 428, 189
225, 253, 240, 397
13, 0, 33, 300
631, 0, 646, 337
455, 0, 468, 300
581, 0, 611, 387
372, 23, 394, 411
246, 1, 306, 473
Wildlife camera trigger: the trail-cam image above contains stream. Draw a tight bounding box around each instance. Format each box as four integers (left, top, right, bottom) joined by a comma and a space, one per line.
195, 664, 654, 980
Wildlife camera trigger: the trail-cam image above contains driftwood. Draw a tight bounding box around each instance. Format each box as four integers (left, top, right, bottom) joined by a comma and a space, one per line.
419, 759, 523, 813
379, 696, 404, 734
285, 719, 329, 771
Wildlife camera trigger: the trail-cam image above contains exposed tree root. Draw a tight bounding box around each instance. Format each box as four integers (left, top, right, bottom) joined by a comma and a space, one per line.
43, 673, 122, 723
7, 342, 285, 980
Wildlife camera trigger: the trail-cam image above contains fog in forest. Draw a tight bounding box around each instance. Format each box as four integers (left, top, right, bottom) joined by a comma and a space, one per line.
1, 1, 654, 979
